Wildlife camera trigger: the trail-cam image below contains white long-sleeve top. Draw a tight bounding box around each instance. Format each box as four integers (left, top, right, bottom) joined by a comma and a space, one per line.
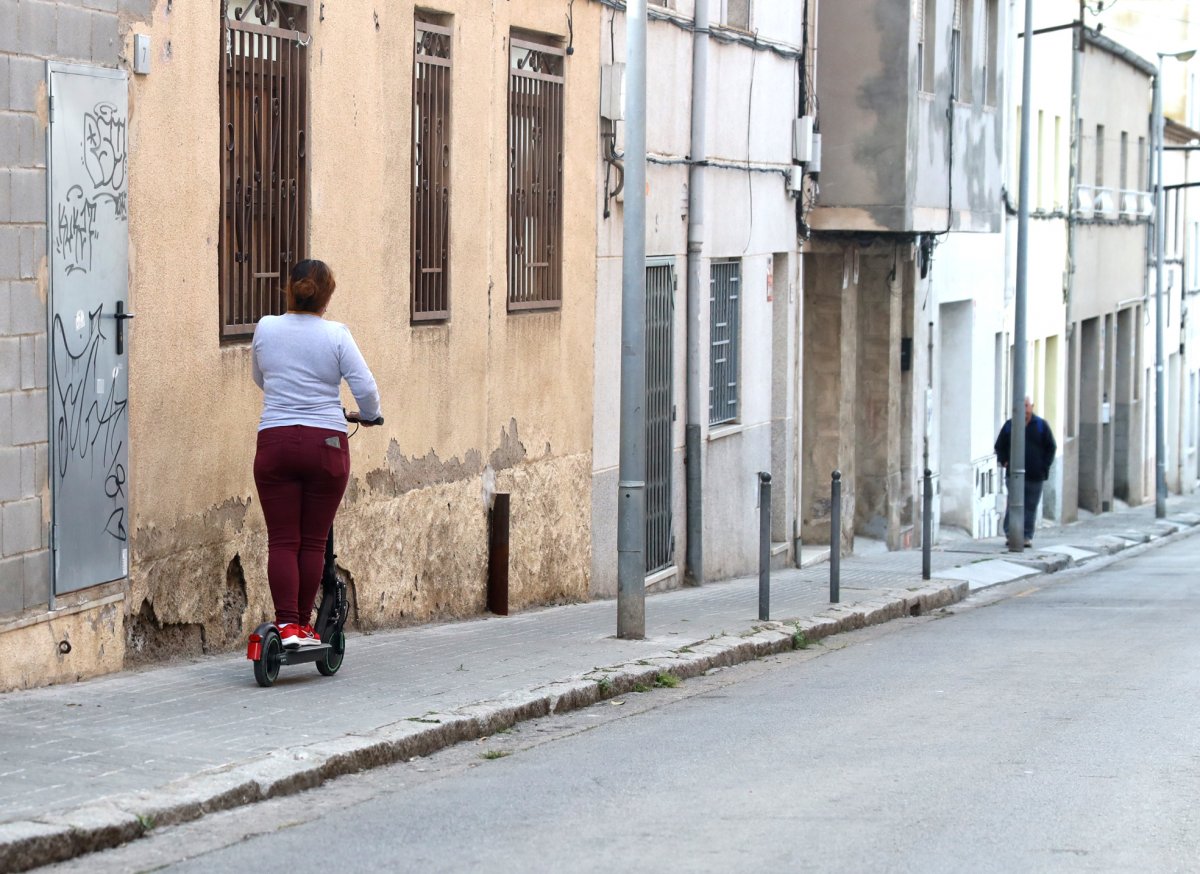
251, 313, 381, 433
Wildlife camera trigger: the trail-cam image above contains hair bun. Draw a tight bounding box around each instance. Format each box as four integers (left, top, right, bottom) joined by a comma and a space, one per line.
291, 277, 318, 302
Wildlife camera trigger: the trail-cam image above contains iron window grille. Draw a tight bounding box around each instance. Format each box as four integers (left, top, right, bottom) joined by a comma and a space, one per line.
645, 262, 676, 574
219, 0, 308, 339
412, 20, 452, 322
709, 260, 740, 426
507, 36, 564, 311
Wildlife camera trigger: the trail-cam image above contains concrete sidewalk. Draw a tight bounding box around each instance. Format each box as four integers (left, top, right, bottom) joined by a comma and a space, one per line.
3, 496, 1200, 871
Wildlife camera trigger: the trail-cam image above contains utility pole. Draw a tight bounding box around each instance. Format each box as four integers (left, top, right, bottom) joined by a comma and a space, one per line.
617, 0, 648, 639
1154, 54, 1168, 519
1153, 48, 1196, 519
1009, 0, 1034, 551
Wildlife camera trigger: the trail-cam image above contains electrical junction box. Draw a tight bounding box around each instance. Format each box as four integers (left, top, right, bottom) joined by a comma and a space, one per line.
809, 133, 822, 174
792, 116, 814, 163
600, 63, 625, 121
133, 34, 151, 74
787, 165, 803, 192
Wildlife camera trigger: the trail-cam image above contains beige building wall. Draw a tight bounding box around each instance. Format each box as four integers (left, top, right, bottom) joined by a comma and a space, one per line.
3, 0, 600, 690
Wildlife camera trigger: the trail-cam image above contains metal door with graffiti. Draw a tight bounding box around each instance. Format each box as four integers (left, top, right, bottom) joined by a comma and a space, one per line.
47, 63, 130, 594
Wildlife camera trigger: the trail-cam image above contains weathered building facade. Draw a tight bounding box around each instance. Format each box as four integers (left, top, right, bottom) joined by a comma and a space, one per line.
591, 0, 806, 593
806, 0, 1006, 549
1, 0, 601, 691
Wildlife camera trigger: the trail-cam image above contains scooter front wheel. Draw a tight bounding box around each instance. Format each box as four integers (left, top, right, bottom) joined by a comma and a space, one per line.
254, 628, 283, 687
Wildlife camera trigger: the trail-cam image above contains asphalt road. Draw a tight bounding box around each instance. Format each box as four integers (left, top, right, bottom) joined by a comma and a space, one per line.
50, 537, 1200, 873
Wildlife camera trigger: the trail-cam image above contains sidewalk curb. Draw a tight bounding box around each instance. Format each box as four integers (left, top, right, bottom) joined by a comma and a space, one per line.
0, 581, 967, 872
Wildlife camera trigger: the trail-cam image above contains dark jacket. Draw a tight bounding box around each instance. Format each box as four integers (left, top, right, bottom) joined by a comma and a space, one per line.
995, 414, 1057, 482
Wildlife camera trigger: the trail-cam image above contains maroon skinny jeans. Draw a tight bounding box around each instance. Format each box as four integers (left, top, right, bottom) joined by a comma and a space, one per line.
253, 425, 350, 627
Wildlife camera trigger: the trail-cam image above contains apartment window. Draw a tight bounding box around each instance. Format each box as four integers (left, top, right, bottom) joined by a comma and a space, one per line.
957, 0, 974, 102
1036, 110, 1045, 208
1054, 115, 1064, 208
1095, 124, 1105, 189
1119, 131, 1129, 198
1138, 136, 1147, 190
723, 0, 751, 30
950, 3, 961, 101
219, 1, 309, 338
921, 0, 936, 93
412, 18, 452, 321
508, 35, 565, 311
709, 261, 741, 426
1189, 221, 1200, 290
984, 0, 998, 105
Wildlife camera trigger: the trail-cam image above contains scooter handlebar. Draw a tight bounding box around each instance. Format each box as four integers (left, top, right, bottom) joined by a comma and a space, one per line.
344, 410, 385, 427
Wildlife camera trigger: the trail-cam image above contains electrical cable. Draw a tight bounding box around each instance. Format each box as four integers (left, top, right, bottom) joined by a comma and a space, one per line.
592, 0, 804, 61
743, 34, 758, 254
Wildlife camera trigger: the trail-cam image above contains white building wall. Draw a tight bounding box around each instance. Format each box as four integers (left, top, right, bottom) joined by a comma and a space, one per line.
591, 3, 803, 595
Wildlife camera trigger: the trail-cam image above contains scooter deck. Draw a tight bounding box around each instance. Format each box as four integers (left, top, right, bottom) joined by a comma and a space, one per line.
278, 643, 333, 666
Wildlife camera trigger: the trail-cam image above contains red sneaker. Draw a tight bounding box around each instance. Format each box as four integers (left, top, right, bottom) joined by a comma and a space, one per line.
298, 624, 322, 647
277, 623, 303, 648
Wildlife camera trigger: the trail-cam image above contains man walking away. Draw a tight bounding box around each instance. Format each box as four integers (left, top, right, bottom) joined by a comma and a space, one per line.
995, 396, 1057, 548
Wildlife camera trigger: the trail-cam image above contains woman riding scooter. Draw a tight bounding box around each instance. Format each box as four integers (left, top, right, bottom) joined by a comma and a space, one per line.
251, 259, 381, 649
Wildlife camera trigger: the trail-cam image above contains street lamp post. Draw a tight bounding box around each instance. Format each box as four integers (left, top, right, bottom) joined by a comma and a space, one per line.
1154, 49, 1196, 520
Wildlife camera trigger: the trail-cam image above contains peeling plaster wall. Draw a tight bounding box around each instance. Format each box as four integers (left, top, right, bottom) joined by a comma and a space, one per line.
45, 0, 603, 676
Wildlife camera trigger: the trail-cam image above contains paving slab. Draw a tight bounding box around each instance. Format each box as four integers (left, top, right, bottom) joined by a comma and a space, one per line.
931, 558, 1041, 590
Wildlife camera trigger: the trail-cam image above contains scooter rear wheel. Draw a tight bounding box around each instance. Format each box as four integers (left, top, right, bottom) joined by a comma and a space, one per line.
316, 629, 345, 676
254, 629, 283, 687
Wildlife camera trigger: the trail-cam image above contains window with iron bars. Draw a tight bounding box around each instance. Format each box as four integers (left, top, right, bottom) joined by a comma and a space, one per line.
507, 35, 564, 311
219, 0, 308, 339
412, 18, 452, 321
709, 261, 741, 426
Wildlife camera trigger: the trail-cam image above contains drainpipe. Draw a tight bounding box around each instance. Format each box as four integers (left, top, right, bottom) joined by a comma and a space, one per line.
1066, 21, 1081, 402
684, 0, 710, 586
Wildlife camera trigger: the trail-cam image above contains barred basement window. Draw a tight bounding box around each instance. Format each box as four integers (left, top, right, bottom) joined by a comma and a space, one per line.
709, 261, 740, 426
219, 0, 309, 339
412, 18, 452, 321
508, 36, 564, 311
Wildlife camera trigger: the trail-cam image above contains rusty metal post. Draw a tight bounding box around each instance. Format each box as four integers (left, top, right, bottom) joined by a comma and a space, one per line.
922, 468, 933, 580
488, 493, 510, 616
830, 470, 841, 604
758, 472, 771, 621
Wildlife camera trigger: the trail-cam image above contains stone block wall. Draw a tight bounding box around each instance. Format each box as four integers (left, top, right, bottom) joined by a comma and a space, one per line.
0, 0, 151, 619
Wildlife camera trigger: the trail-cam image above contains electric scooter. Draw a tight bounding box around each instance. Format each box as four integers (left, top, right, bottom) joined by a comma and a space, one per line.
247, 410, 383, 687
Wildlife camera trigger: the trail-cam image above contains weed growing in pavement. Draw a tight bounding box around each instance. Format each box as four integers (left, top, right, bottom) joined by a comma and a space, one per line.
596, 676, 614, 696
676, 646, 693, 653
406, 716, 441, 724
481, 750, 510, 760
636, 659, 651, 666
136, 814, 155, 832
633, 682, 650, 693
654, 672, 680, 688
792, 629, 810, 649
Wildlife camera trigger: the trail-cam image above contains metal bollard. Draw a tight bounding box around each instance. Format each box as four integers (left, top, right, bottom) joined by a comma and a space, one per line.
758, 471, 772, 621
922, 468, 933, 580
830, 470, 841, 604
